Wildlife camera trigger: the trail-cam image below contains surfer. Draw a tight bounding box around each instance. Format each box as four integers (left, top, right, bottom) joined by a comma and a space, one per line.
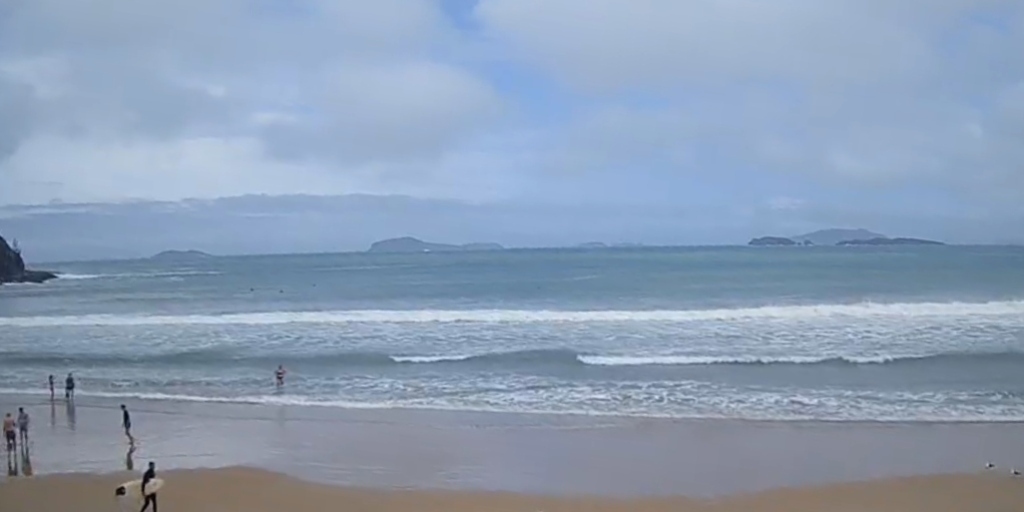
2, 413, 15, 452
139, 461, 158, 512
48, 374, 55, 400
16, 407, 29, 445
275, 365, 286, 387
121, 404, 134, 444
64, 373, 75, 400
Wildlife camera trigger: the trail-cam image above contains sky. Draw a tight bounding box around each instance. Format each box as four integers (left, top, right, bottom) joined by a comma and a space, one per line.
1, 0, 1023, 259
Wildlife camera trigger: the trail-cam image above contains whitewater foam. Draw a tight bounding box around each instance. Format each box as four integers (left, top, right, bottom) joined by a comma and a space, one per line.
55, 270, 221, 281
2, 300, 1022, 327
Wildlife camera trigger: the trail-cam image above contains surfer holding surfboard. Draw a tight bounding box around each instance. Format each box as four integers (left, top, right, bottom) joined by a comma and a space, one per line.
115, 461, 164, 512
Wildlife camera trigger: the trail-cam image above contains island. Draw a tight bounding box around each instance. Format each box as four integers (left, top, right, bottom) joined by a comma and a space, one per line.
367, 237, 505, 253
837, 237, 945, 246
150, 249, 215, 261
749, 229, 946, 247
576, 242, 609, 249
790, 228, 886, 246
748, 236, 797, 246
0, 234, 57, 284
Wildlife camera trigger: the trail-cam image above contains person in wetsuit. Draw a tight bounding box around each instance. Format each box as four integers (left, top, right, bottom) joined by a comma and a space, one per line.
64, 373, 75, 400
140, 461, 158, 512
121, 404, 134, 444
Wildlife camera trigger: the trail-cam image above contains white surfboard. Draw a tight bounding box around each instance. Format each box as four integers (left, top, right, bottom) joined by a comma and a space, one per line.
116, 477, 164, 500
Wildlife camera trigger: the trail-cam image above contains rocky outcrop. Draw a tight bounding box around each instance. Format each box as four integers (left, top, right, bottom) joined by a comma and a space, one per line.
748, 236, 797, 246
0, 235, 57, 284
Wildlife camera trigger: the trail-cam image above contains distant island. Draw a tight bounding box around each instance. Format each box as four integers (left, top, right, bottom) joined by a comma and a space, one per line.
150, 249, 215, 261
0, 234, 57, 284
367, 237, 505, 253
748, 229, 945, 247
837, 237, 945, 246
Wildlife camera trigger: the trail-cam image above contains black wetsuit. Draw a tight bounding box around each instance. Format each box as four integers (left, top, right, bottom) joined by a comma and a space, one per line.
140, 467, 157, 512
123, 409, 132, 434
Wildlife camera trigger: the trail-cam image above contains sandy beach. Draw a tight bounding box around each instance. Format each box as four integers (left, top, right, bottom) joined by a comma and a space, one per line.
3, 392, 1024, 511
4, 466, 1024, 512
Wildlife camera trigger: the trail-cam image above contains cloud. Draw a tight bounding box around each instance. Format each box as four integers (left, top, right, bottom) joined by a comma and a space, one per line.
0, 0, 506, 203
0, 0, 1021, 236
475, 0, 1024, 200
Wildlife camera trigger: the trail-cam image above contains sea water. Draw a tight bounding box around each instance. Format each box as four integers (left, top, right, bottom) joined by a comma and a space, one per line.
2, 246, 1024, 422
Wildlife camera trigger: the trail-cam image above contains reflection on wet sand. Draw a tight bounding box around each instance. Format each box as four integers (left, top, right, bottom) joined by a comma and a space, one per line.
126, 443, 136, 471
20, 443, 32, 476
50, 401, 56, 428
65, 400, 76, 431
6, 447, 16, 476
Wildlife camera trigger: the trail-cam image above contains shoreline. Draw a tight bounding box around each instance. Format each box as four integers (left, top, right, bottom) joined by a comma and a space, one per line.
3, 466, 1023, 512
4, 393, 1024, 497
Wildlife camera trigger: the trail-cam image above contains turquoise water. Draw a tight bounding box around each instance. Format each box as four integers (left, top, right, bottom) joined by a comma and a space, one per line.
2, 246, 1024, 421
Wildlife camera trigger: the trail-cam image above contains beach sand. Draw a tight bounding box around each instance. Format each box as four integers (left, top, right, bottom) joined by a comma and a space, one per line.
3, 466, 1024, 512
3, 392, 1024, 510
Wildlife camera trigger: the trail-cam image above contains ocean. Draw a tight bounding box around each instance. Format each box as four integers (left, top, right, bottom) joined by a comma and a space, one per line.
2, 246, 1024, 422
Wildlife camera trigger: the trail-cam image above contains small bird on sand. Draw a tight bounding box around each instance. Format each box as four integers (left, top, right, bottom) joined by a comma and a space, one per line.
1011, 468, 1020, 476
986, 462, 995, 469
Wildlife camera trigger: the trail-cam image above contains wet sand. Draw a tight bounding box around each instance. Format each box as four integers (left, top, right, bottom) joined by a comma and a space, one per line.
2, 393, 1024, 497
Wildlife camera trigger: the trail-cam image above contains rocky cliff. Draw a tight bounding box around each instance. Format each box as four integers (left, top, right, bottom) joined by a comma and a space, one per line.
0, 235, 57, 284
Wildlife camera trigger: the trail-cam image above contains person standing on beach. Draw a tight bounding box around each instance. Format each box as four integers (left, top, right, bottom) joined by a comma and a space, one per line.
121, 404, 134, 444
65, 373, 75, 400
2, 413, 15, 452
275, 364, 286, 387
16, 407, 29, 445
48, 375, 54, 400
140, 461, 158, 512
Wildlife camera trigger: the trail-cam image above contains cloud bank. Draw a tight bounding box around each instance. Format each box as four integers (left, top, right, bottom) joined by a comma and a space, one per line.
1, 0, 1022, 252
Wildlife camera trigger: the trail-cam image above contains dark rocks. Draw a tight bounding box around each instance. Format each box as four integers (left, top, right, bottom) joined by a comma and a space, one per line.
0, 235, 57, 285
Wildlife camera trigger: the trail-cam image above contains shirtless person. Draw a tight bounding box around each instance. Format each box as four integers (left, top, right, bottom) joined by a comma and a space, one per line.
275, 365, 286, 387
2, 413, 15, 452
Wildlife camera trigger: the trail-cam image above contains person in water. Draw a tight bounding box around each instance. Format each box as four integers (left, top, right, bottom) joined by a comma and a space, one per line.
16, 407, 29, 446
275, 365, 286, 387
64, 373, 75, 400
121, 404, 134, 444
140, 461, 158, 512
2, 413, 15, 452
48, 375, 54, 401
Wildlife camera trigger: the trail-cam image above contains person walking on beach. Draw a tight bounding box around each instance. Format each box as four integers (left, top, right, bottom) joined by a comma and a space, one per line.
140, 461, 158, 512
48, 375, 55, 400
2, 413, 15, 452
121, 404, 134, 444
275, 364, 286, 387
64, 373, 75, 400
16, 407, 29, 446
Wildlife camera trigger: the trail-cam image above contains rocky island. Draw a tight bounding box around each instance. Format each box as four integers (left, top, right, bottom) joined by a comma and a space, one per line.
367, 237, 504, 253
837, 237, 945, 246
748, 236, 798, 246
749, 229, 945, 247
150, 249, 215, 261
0, 234, 57, 284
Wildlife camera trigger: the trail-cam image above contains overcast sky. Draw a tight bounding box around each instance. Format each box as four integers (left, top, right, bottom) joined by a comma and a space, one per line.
1, 1, 1023, 259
